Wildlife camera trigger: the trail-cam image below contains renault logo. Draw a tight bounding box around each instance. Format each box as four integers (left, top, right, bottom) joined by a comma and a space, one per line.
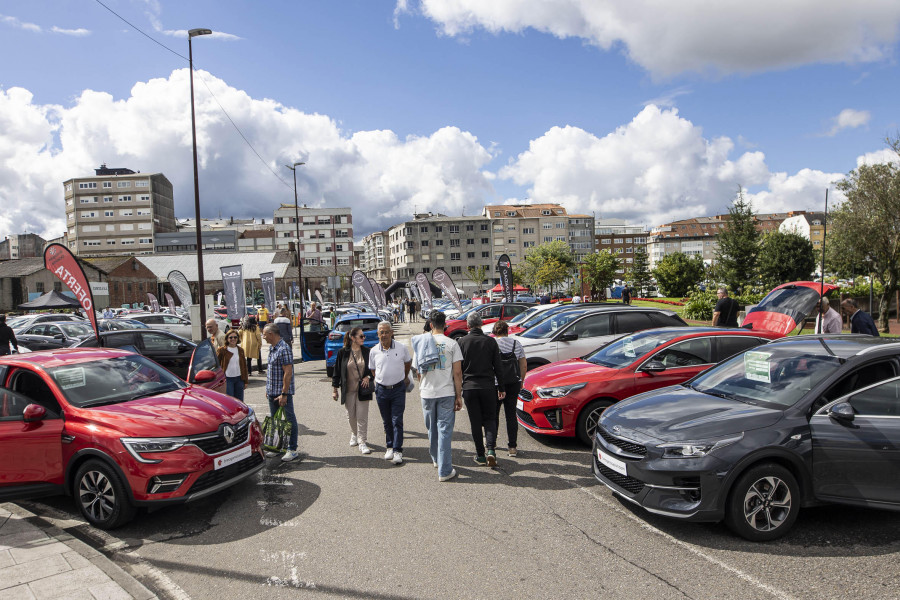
222, 424, 235, 444
612, 425, 620, 434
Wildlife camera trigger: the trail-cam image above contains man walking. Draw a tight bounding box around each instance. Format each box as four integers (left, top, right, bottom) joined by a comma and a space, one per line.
841, 298, 880, 336
257, 302, 269, 327
458, 312, 505, 467
712, 288, 739, 327
0, 315, 18, 356
369, 321, 412, 465
413, 311, 463, 482
262, 324, 300, 461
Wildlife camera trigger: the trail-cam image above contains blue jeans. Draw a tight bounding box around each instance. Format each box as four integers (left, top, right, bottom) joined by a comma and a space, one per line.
422, 395, 456, 477
226, 376, 245, 401
267, 394, 298, 451
375, 383, 405, 452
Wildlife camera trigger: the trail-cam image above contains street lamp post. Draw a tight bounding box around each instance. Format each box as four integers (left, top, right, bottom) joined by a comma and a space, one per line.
285, 162, 305, 307
188, 28, 212, 328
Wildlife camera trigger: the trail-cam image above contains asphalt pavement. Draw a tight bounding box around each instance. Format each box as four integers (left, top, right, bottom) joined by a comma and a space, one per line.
15, 320, 900, 600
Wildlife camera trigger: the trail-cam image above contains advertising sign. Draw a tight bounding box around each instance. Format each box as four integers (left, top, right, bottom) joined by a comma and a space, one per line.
432, 268, 462, 313
43, 243, 99, 343
370, 279, 387, 309
220, 265, 246, 320
351, 270, 378, 312
167, 270, 193, 308
260, 271, 276, 311
146, 293, 160, 313
415, 272, 433, 312
497, 254, 514, 303
315, 290, 324, 305
164, 293, 177, 314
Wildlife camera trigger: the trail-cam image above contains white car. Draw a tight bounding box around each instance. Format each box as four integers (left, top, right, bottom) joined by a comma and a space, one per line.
126, 313, 193, 339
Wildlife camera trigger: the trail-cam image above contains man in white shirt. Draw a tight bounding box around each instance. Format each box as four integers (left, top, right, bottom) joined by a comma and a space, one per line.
369, 321, 412, 465
413, 311, 463, 482
815, 298, 843, 334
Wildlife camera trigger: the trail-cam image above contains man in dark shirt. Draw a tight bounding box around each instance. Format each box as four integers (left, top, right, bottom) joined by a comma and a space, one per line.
0, 315, 18, 356
841, 298, 880, 336
712, 288, 739, 327
457, 312, 505, 467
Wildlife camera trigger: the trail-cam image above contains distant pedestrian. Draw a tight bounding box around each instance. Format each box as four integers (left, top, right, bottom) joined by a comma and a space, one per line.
540, 293, 550, 305
0, 315, 18, 356
815, 298, 843, 334
841, 298, 879, 336
571, 294, 582, 303
369, 321, 412, 465
306, 302, 323, 323
205, 319, 226, 350
332, 326, 373, 455
458, 312, 506, 467
257, 302, 270, 327
712, 288, 739, 327
240, 316, 264, 374
102, 307, 114, 319
263, 323, 300, 462
492, 320, 526, 457
621, 284, 632, 305
274, 308, 293, 346
217, 330, 248, 401
408, 298, 417, 323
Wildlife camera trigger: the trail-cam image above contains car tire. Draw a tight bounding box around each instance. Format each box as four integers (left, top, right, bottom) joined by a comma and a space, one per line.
326, 365, 334, 378
74, 459, 135, 530
725, 463, 800, 542
576, 400, 613, 446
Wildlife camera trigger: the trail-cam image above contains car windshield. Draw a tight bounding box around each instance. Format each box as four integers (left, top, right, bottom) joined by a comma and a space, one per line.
688, 347, 843, 408
336, 318, 381, 332
519, 309, 589, 339
584, 330, 685, 368
509, 307, 539, 325
59, 323, 93, 337
48, 354, 187, 407
453, 306, 481, 322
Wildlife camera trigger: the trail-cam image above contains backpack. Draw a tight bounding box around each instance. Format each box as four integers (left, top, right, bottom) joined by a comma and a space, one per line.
498, 339, 521, 383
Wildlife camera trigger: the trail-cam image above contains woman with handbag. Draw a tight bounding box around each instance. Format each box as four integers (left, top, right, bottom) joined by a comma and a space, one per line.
217, 330, 249, 401
331, 326, 373, 454
492, 320, 527, 457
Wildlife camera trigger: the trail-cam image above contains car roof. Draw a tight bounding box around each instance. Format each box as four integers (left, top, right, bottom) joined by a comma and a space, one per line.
335, 312, 382, 322
765, 334, 900, 358
0, 347, 135, 368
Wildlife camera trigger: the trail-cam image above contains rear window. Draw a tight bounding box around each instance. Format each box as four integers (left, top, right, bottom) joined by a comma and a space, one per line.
336, 318, 381, 332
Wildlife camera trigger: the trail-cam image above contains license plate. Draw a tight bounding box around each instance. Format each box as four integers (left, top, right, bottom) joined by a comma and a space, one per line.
213, 444, 251, 470
516, 399, 524, 411
597, 448, 627, 476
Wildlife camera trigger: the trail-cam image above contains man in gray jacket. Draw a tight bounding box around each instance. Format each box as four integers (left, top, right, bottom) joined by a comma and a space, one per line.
457, 312, 505, 466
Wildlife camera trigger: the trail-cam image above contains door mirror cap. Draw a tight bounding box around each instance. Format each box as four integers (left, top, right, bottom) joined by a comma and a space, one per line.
177, 344, 192, 353
640, 360, 667, 373
828, 402, 855, 422
23, 404, 46, 422
193, 369, 217, 384
53, 334, 65, 339
557, 333, 578, 342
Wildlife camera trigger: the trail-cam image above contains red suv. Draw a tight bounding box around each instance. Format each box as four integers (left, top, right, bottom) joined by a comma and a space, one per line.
444, 302, 533, 339
0, 346, 263, 529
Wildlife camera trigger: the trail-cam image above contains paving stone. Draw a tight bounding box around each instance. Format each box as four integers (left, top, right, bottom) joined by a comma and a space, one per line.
0, 549, 13, 569
10, 541, 72, 565
27, 565, 112, 599
0, 584, 36, 600
62, 550, 93, 570
0, 529, 49, 552
0, 554, 71, 590
88, 581, 133, 600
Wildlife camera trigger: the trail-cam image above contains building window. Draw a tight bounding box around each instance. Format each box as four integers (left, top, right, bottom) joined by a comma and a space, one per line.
421, 240, 429, 247
435, 240, 444, 246
481, 238, 489, 244
139, 195, 150, 202
103, 182, 112, 188
522, 227, 535, 234
420, 226, 428, 233
449, 225, 460, 234
337, 257, 350, 265
79, 182, 97, 189
542, 223, 552, 229
107, 239, 117, 245
543, 236, 552, 242
450, 239, 460, 247
135, 180, 149, 187
81, 211, 98, 218
116, 181, 130, 188
481, 251, 490, 258
451, 266, 462, 274
305, 258, 318, 266
466, 225, 474, 231
542, 210, 551, 215
139, 238, 152, 244
494, 211, 501, 217
555, 222, 565, 229
120, 195, 132, 202
83, 241, 101, 247
467, 252, 475, 258
103, 196, 113, 203
120, 210, 133, 216
481, 224, 488, 231
104, 210, 114, 217
450, 253, 460, 261
523, 241, 535, 248
80, 197, 97, 204
508, 238, 516, 244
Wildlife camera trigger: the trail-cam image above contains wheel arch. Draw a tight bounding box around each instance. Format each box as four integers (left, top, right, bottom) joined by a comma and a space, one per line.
720, 448, 815, 507
65, 449, 135, 501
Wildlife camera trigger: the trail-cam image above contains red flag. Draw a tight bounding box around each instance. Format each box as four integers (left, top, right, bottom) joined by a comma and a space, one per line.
43, 244, 100, 343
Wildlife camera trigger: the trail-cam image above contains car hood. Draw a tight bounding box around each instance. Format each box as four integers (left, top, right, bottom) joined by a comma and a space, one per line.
525, 359, 615, 386
742, 281, 838, 336
81, 386, 248, 437
601, 385, 782, 442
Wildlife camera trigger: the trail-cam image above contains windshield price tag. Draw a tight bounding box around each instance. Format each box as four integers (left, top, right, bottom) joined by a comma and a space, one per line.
623, 338, 636, 358
54, 367, 86, 390
744, 351, 771, 383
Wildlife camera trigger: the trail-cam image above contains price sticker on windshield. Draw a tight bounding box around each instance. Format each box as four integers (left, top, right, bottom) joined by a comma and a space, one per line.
54, 367, 86, 390
744, 351, 771, 383
623, 338, 636, 358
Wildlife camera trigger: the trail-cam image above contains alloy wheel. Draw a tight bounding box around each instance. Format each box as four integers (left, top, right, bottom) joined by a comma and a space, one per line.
78, 470, 116, 523
742, 476, 792, 532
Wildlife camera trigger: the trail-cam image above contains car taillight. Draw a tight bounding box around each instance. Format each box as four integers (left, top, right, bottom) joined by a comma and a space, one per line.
328, 332, 343, 340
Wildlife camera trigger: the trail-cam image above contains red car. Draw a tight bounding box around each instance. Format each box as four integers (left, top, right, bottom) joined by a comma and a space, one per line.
0, 347, 263, 529
517, 328, 781, 444
444, 302, 533, 340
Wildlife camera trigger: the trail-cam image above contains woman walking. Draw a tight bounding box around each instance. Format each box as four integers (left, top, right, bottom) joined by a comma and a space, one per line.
331, 326, 374, 454
492, 320, 527, 456
240, 315, 264, 375
217, 330, 249, 401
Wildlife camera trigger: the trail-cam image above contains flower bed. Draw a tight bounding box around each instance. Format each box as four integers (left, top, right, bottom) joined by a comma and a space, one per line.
632, 298, 685, 306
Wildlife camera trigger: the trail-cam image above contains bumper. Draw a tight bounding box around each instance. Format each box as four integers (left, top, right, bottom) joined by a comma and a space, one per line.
515, 392, 578, 437
132, 451, 264, 506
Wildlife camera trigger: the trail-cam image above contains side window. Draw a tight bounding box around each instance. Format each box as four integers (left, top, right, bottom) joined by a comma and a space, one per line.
102, 333, 136, 348
653, 338, 713, 368
143, 315, 163, 325
503, 305, 528, 319
481, 305, 502, 319
0, 389, 32, 420
568, 314, 612, 338
847, 379, 900, 416
648, 312, 685, 328
716, 336, 768, 362
189, 339, 218, 382
27, 325, 48, 336
817, 360, 899, 410
141, 333, 182, 352
9, 369, 62, 417
615, 312, 654, 335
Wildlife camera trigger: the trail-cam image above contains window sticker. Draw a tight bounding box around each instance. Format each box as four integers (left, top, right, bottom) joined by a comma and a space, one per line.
54, 367, 86, 389
744, 351, 771, 383
623, 338, 636, 358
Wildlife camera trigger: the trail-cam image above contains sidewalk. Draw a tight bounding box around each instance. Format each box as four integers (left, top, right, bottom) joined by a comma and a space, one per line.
0, 503, 156, 600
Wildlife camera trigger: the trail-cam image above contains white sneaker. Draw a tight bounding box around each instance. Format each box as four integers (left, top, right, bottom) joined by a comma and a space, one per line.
433, 460, 438, 468
265, 450, 280, 458
359, 443, 372, 455
384, 448, 394, 460
392, 451, 403, 465
281, 450, 300, 462
349, 434, 358, 446
439, 468, 458, 482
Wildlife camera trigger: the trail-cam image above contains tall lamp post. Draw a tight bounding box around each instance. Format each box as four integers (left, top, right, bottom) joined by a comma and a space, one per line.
189, 28, 212, 328
285, 162, 305, 306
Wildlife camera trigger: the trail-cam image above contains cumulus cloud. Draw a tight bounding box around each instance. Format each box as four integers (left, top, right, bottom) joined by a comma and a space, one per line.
0, 14, 41, 33
397, 0, 900, 77
825, 108, 871, 136
51, 26, 91, 37
641, 87, 691, 108
856, 148, 898, 166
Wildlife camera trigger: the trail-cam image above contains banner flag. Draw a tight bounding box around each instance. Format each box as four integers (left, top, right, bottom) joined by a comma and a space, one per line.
260, 271, 276, 311
498, 254, 514, 303
315, 290, 324, 305
432, 268, 462, 313
351, 270, 378, 312
167, 270, 193, 307
415, 272, 433, 312
407, 281, 419, 302
164, 293, 176, 314
371, 279, 387, 309
43, 243, 100, 343
220, 265, 246, 320
146, 293, 160, 313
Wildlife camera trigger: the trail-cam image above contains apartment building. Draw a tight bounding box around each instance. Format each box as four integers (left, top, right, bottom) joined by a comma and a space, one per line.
779, 212, 826, 249
273, 205, 354, 276
594, 219, 650, 275
63, 165, 175, 257
0, 233, 47, 261
359, 231, 391, 284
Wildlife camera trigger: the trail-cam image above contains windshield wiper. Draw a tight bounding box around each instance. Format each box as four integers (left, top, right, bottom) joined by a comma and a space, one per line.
80, 398, 128, 408
129, 384, 183, 401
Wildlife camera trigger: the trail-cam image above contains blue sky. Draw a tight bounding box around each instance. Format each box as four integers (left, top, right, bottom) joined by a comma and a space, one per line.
1, 0, 899, 241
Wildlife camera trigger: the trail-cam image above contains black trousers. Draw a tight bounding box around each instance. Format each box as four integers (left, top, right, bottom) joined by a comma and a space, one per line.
463, 388, 498, 456
496, 382, 521, 448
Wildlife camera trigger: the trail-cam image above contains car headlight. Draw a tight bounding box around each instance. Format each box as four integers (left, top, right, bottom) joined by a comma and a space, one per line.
121, 437, 188, 463
246, 405, 257, 422
657, 433, 743, 458
536, 383, 586, 398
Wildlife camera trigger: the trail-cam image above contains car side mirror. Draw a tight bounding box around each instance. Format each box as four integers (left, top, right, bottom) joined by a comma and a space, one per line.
193, 369, 217, 384
828, 402, 855, 422
23, 404, 46, 422
558, 333, 578, 342
54, 334, 65, 339
640, 360, 666, 373
177, 344, 192, 353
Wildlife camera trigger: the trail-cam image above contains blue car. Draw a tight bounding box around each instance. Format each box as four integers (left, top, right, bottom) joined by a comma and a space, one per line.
325, 312, 384, 377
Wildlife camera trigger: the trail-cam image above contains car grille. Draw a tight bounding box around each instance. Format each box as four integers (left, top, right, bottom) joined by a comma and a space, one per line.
189, 452, 263, 495
516, 408, 537, 428
597, 427, 647, 456
518, 388, 533, 401
190, 419, 250, 455
595, 462, 645, 495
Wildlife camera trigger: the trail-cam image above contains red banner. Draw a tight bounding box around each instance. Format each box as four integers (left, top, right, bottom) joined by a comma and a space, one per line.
43, 243, 99, 343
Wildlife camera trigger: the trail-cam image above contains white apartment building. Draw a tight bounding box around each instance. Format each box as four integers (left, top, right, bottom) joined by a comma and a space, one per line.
359, 231, 390, 284
273, 204, 354, 275
481, 204, 594, 269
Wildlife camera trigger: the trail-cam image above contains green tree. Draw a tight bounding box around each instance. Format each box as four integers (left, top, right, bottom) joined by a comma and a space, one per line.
715, 187, 760, 293
627, 246, 652, 297
581, 251, 620, 298
466, 265, 488, 292
521, 240, 574, 292
535, 258, 568, 292
757, 231, 816, 288
828, 139, 900, 332
653, 252, 706, 297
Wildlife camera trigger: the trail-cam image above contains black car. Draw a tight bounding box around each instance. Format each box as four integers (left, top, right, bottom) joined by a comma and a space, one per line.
16, 321, 94, 351
73, 329, 198, 379
593, 335, 900, 541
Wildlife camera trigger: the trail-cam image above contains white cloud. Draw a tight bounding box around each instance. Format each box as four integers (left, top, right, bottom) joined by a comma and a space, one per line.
856, 148, 897, 166
160, 29, 242, 41
641, 87, 691, 108
825, 108, 871, 136
51, 26, 91, 37
1, 14, 42, 33
397, 0, 900, 77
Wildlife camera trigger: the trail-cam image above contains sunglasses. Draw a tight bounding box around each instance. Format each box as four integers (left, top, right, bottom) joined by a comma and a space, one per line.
227, 336, 239, 341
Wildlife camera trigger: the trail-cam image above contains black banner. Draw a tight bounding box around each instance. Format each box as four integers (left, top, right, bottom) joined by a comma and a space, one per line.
432, 268, 462, 313
351, 270, 378, 312
498, 254, 513, 303
368, 278, 384, 310
220, 264, 246, 320
260, 271, 276, 312
415, 272, 433, 312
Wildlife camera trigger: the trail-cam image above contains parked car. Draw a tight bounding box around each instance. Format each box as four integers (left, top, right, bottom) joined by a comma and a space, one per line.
9, 313, 85, 333
504, 302, 607, 336
97, 319, 150, 332
593, 334, 900, 541
324, 313, 383, 377
742, 281, 838, 334
16, 321, 95, 351
0, 346, 262, 529
444, 303, 533, 340
515, 292, 538, 303
518, 327, 780, 444
127, 313, 193, 339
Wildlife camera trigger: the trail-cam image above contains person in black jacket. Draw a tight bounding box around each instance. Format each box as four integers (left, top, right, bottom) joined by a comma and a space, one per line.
331, 327, 374, 454
0, 315, 18, 355
841, 298, 880, 336
457, 312, 505, 467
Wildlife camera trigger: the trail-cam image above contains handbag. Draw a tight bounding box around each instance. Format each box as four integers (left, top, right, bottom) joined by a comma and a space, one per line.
262, 407, 291, 452
353, 351, 373, 401
498, 339, 521, 383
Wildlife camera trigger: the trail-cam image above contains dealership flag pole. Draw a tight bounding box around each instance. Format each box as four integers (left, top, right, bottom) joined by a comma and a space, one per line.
819, 189, 828, 333
43, 244, 101, 345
